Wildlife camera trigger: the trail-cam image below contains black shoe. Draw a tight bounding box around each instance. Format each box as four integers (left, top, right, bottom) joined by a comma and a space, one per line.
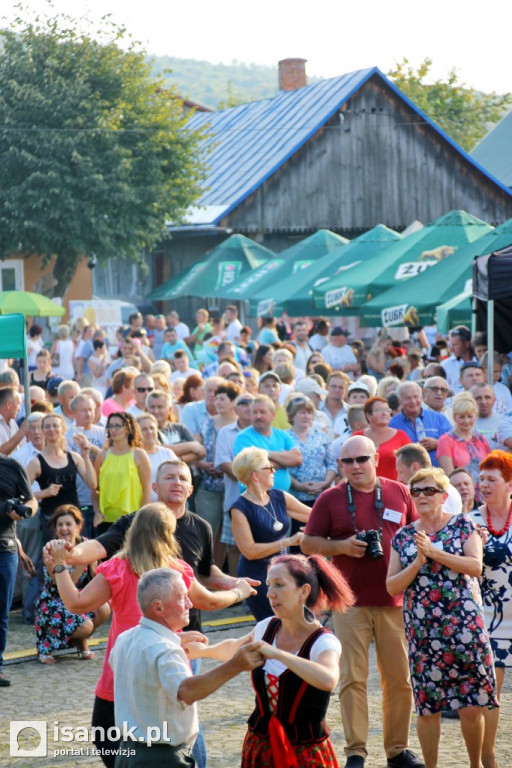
387, 749, 425, 768
0, 672, 11, 687
344, 757, 365, 768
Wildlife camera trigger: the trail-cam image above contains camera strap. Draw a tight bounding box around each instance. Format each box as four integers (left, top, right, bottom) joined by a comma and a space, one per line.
346, 478, 383, 534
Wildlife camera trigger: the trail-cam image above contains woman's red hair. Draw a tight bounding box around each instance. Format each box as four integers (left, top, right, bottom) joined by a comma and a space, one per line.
269, 554, 355, 613
480, 450, 512, 482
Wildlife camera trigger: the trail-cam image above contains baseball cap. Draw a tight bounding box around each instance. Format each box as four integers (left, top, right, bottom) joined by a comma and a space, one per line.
47, 376, 64, 395
294, 377, 327, 399
449, 325, 471, 341
331, 327, 350, 337
347, 382, 370, 395
258, 371, 281, 385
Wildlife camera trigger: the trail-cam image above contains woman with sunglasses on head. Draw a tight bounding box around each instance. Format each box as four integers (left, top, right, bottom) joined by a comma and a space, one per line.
352, 396, 411, 480
231, 447, 311, 620
93, 412, 151, 534
387, 467, 497, 768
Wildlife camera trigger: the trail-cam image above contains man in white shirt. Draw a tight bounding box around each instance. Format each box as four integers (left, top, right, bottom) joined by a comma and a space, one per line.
109, 568, 263, 767
471, 383, 502, 450
170, 351, 198, 383
291, 320, 313, 372
319, 371, 351, 439
127, 374, 155, 418
223, 305, 243, 342
321, 327, 359, 378
167, 310, 190, 341
441, 326, 477, 395
0, 386, 25, 454
422, 376, 453, 423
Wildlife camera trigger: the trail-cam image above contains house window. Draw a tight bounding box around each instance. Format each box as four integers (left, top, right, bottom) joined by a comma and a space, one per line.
0, 261, 24, 291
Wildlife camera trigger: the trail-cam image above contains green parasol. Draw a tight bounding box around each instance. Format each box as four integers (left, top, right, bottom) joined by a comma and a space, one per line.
146, 234, 274, 301
0, 291, 65, 317
252, 224, 401, 317
359, 218, 512, 328
312, 211, 491, 316
210, 230, 348, 302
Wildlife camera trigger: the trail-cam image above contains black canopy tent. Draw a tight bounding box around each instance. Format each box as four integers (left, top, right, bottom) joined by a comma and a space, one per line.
473, 244, 512, 381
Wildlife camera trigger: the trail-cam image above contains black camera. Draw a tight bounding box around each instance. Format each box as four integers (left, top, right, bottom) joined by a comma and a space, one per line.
356, 529, 384, 559
3, 497, 32, 519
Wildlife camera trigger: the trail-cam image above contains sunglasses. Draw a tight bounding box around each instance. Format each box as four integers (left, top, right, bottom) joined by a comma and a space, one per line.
259, 465, 276, 473
340, 455, 374, 465
425, 386, 449, 394
410, 487, 443, 497
237, 399, 252, 405
136, 386, 154, 393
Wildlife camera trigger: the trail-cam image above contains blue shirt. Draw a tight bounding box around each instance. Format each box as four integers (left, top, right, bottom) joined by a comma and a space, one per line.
233, 426, 297, 491
161, 339, 195, 363
389, 409, 451, 466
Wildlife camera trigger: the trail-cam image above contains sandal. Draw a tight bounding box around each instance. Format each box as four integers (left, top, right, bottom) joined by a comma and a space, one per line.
76, 649, 95, 660
38, 654, 56, 664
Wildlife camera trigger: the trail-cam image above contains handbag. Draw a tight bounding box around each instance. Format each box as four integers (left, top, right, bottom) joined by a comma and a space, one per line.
51, 341, 60, 367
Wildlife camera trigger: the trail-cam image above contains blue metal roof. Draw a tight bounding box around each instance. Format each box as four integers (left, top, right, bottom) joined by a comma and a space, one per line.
471, 111, 512, 188
183, 67, 512, 227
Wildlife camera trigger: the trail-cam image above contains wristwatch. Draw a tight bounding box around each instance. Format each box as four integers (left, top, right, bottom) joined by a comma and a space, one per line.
53, 564, 66, 575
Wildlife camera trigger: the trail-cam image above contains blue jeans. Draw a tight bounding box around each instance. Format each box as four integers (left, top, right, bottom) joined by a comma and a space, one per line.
0, 549, 18, 669
190, 658, 207, 768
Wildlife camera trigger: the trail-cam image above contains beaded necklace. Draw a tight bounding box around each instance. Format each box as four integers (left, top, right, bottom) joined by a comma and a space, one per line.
485, 503, 512, 538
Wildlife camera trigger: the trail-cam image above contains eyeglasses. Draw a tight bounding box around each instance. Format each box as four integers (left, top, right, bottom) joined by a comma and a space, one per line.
259, 465, 276, 473
372, 409, 391, 415
410, 487, 443, 497
136, 386, 154, 393
107, 423, 125, 431
340, 455, 374, 465
425, 386, 449, 394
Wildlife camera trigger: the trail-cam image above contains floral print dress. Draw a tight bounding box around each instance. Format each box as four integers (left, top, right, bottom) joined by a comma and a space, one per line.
392, 514, 498, 715
34, 564, 94, 657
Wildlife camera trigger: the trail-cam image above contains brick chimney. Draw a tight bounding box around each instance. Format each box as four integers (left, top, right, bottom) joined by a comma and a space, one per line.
278, 58, 307, 91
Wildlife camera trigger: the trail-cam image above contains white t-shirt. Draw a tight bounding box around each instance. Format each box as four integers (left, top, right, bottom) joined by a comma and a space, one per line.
254, 616, 341, 678
225, 319, 243, 342
322, 344, 358, 375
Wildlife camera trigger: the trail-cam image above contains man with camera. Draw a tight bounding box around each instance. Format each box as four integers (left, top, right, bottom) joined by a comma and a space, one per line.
302, 435, 423, 768
0, 455, 38, 686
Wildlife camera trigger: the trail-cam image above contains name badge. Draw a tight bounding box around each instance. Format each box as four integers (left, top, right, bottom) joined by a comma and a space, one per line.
383, 508, 402, 524
431, 540, 444, 551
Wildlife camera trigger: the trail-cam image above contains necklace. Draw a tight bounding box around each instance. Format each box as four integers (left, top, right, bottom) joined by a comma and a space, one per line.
244, 491, 284, 531
485, 503, 512, 538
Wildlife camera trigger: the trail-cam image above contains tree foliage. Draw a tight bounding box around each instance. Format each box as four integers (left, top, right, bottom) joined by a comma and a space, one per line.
388, 58, 512, 152
0, 5, 206, 296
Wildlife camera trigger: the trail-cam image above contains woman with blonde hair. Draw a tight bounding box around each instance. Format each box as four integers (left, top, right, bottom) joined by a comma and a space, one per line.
50, 324, 75, 379
28, 413, 96, 542
437, 392, 490, 502
367, 334, 394, 380
387, 467, 497, 768
376, 375, 401, 398
231, 446, 311, 620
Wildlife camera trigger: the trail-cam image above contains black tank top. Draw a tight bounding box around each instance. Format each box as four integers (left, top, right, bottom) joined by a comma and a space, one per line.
37, 452, 80, 519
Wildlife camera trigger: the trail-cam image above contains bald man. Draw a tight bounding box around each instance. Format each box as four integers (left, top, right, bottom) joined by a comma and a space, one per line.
302, 436, 423, 768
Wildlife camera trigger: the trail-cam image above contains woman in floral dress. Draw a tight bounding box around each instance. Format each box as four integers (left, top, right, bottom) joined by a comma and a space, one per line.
34, 505, 109, 663
387, 467, 498, 768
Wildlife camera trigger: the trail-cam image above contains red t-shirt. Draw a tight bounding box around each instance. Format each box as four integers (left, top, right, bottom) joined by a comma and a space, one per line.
353, 429, 411, 481
95, 556, 194, 701
304, 477, 418, 607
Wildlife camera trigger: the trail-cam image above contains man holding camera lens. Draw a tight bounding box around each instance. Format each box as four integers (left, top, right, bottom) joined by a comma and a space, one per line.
0, 454, 38, 686
302, 435, 423, 768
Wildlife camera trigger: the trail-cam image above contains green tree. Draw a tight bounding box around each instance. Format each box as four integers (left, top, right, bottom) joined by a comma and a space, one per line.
0, 6, 206, 296
388, 58, 512, 152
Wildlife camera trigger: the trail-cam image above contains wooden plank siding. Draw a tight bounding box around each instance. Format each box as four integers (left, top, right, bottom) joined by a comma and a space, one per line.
222, 75, 512, 234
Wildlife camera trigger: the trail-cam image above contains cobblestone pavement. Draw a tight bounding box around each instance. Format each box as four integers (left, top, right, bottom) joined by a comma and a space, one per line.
2, 608, 511, 767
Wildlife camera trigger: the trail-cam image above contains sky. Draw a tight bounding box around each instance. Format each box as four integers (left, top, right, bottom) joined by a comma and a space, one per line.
4, 0, 511, 94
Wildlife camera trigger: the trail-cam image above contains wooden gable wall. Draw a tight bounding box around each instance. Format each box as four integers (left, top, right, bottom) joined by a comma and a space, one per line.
222, 74, 512, 235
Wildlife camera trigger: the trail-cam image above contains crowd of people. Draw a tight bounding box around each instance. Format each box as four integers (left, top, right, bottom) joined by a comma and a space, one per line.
0, 307, 511, 768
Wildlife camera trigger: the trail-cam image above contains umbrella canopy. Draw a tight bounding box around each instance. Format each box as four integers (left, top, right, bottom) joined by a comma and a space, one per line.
0, 291, 65, 317
252, 224, 401, 317
359, 219, 512, 328
146, 234, 274, 301
312, 210, 491, 316
211, 229, 348, 302
436, 291, 472, 334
